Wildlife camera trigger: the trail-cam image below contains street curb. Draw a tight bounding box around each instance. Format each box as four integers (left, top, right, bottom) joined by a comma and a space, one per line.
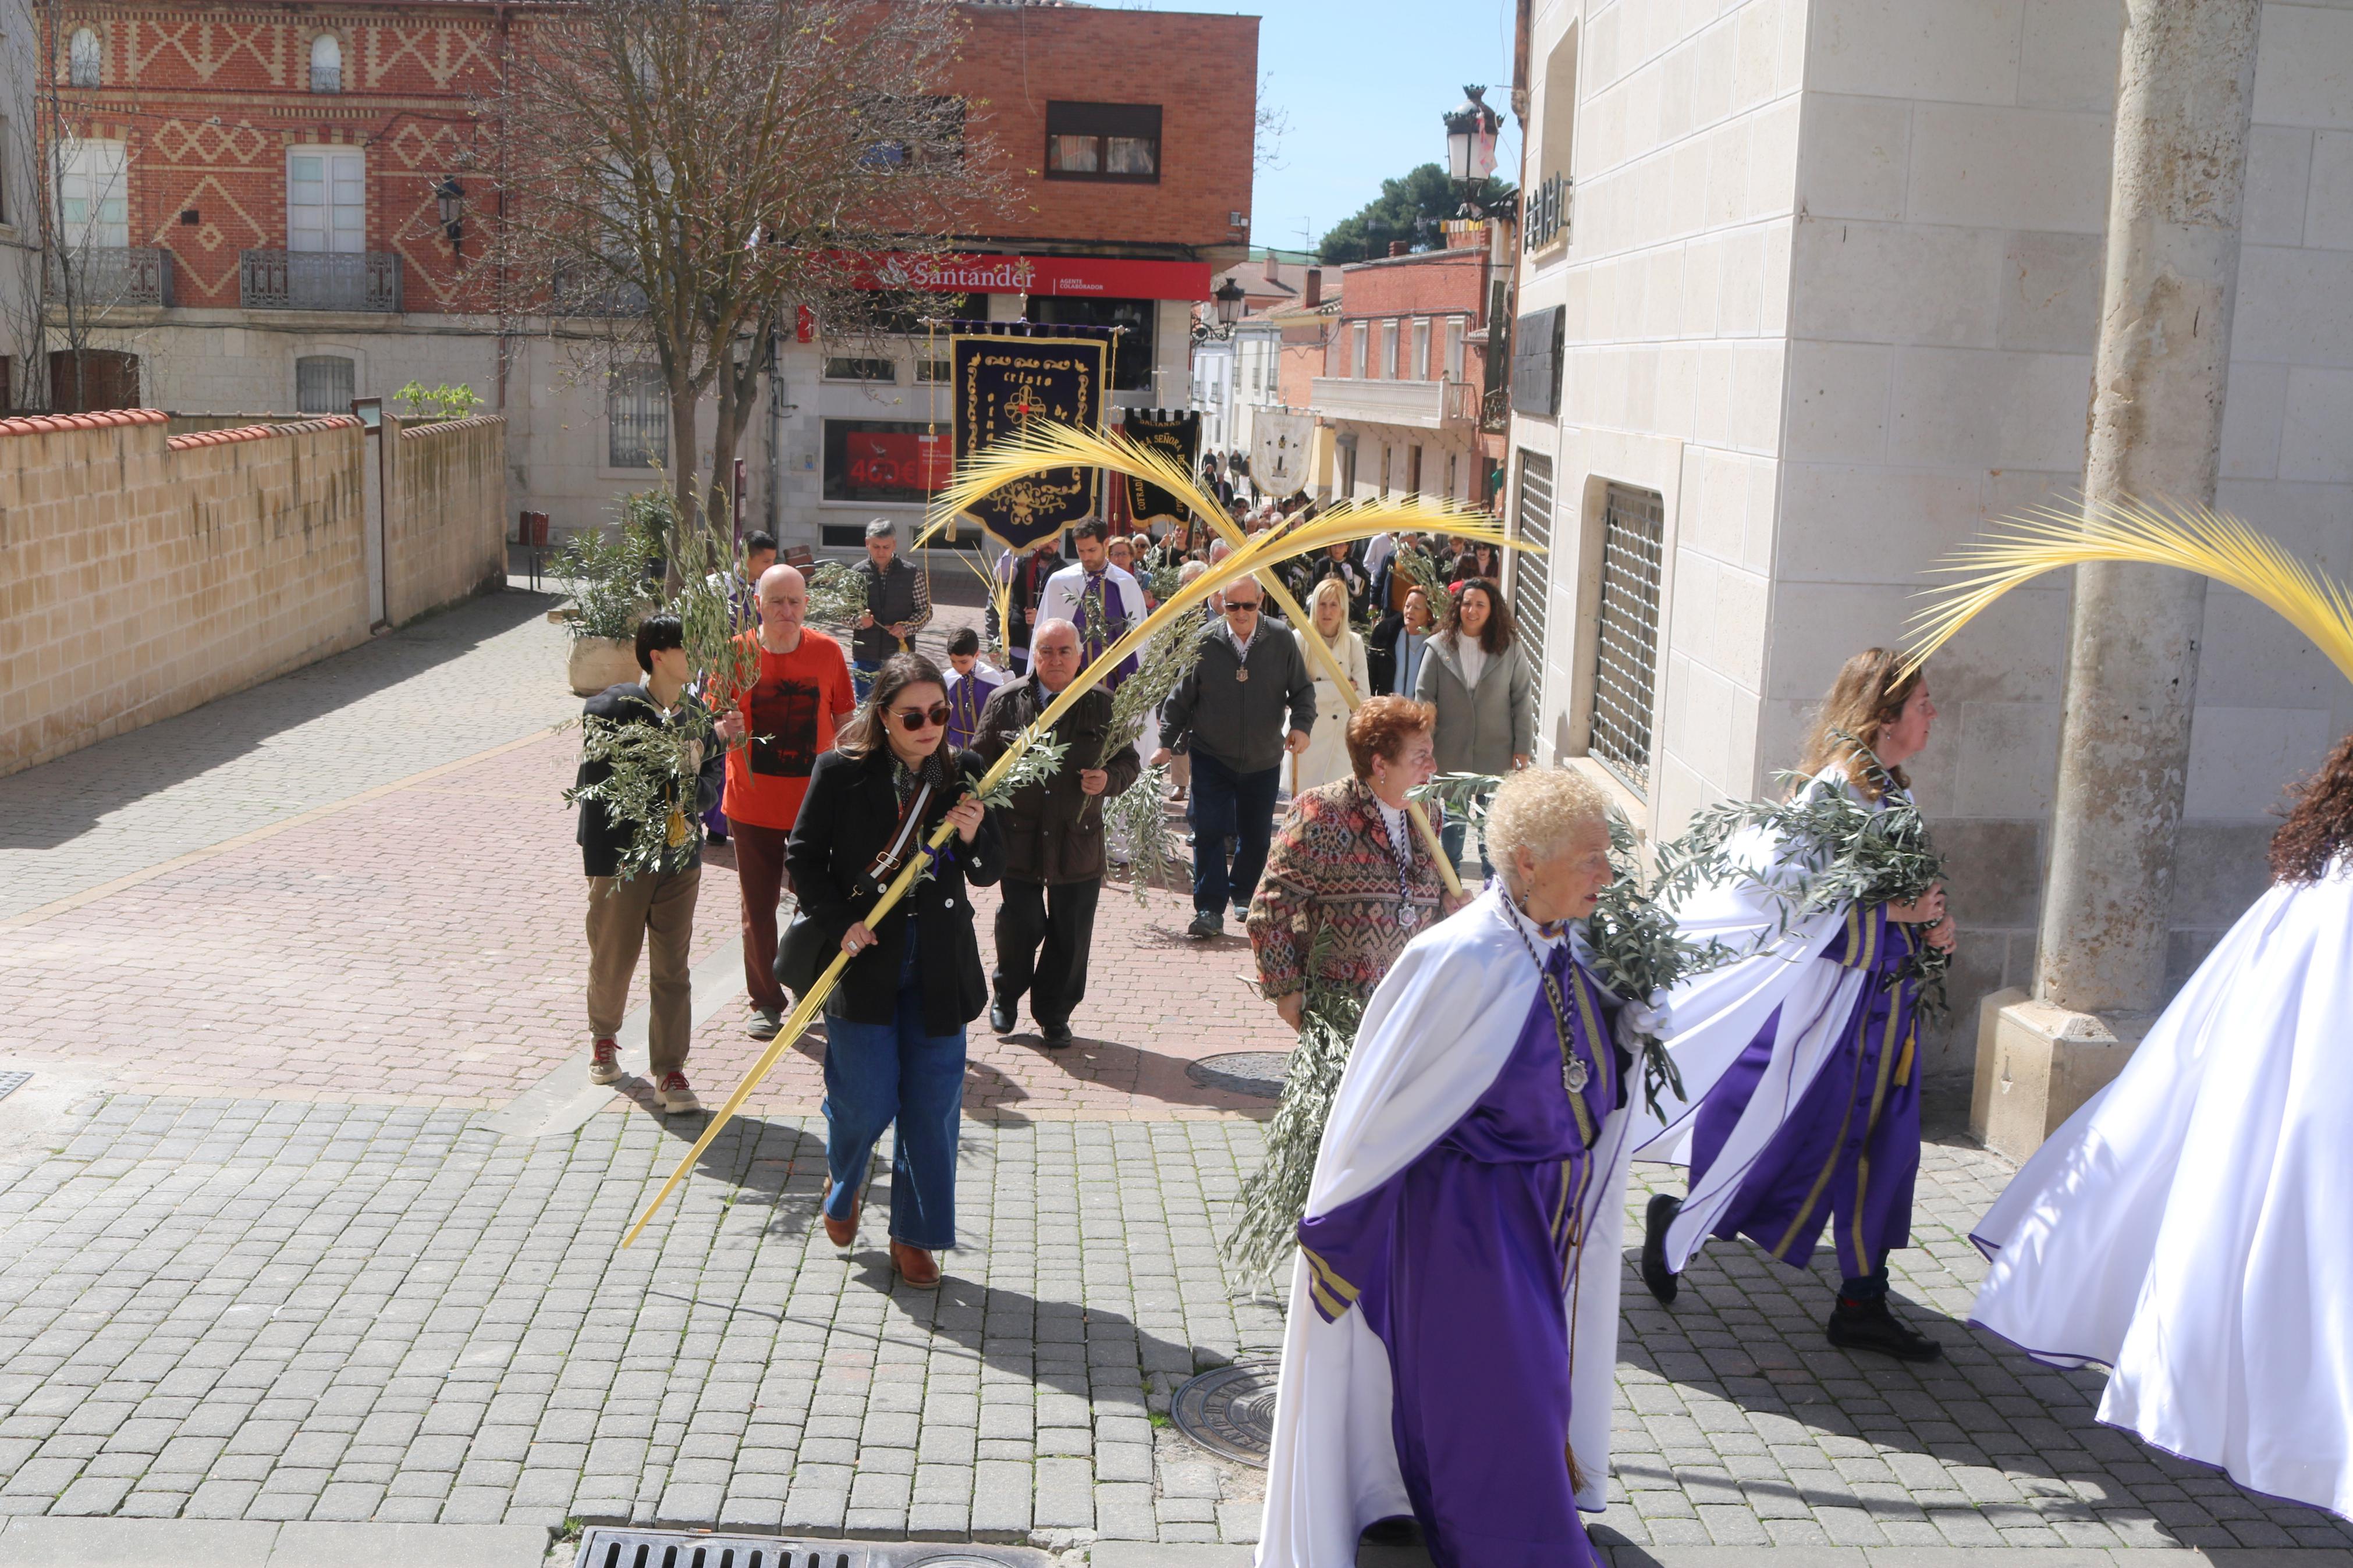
0, 1517, 549, 1567
1084, 1548, 2353, 1567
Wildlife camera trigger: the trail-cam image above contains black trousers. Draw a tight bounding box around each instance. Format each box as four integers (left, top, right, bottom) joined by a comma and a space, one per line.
992, 876, 1100, 1028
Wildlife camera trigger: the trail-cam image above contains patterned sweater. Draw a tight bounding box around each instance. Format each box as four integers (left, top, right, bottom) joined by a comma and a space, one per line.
1247, 777, 1448, 1005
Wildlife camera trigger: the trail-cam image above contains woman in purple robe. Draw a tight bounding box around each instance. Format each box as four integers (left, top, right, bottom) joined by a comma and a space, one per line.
1637, 648, 1957, 1361
1259, 767, 1655, 1567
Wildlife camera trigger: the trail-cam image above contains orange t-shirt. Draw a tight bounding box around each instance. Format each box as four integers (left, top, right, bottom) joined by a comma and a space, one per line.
721, 628, 857, 830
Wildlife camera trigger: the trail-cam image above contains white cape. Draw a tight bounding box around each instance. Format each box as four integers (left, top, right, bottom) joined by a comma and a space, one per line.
1257, 886, 1635, 1566
1628, 776, 1900, 1274
1970, 863, 2353, 1520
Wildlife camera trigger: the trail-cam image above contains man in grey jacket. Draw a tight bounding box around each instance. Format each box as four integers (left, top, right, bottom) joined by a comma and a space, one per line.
1151, 577, 1315, 938
849, 518, 932, 701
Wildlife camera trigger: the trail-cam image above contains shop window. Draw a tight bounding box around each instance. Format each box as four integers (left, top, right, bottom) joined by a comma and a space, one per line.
822, 418, 950, 506
608, 365, 667, 469
1044, 102, 1160, 183
296, 355, 355, 414
1025, 295, 1154, 393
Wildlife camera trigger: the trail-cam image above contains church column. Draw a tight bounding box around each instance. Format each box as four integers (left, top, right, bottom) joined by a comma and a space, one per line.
1972, 0, 2263, 1161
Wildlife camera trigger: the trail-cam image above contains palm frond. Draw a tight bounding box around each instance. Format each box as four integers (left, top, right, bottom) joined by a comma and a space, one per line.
1905, 495, 2353, 684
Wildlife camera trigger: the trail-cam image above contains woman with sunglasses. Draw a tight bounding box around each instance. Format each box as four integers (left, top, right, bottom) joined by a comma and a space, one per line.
785, 652, 1003, 1288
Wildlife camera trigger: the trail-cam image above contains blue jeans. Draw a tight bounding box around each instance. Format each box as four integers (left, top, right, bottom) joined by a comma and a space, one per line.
851, 659, 882, 704
820, 937, 966, 1250
1189, 751, 1282, 918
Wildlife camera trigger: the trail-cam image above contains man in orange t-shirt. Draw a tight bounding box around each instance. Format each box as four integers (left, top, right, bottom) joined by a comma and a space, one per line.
715, 564, 857, 1040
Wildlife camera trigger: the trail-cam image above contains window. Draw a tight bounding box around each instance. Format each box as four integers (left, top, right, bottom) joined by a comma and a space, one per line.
1588, 480, 1664, 794
310, 35, 342, 94
824, 356, 896, 382
1510, 304, 1564, 417
1445, 450, 1458, 499
56, 138, 127, 250
1407, 445, 1422, 496
288, 148, 364, 254
1380, 321, 1397, 379
1446, 318, 1466, 381
608, 365, 667, 468
1025, 294, 1154, 392
69, 27, 101, 88
1350, 322, 1367, 378
914, 358, 950, 383
1043, 102, 1161, 183
823, 418, 950, 505
1377, 444, 1390, 499
296, 355, 354, 414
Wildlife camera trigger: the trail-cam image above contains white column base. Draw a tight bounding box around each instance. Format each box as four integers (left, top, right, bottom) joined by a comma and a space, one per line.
1968, 989, 2149, 1164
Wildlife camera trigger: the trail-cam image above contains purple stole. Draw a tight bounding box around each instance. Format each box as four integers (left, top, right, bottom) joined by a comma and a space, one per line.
1073, 570, 1140, 689
945, 669, 1000, 753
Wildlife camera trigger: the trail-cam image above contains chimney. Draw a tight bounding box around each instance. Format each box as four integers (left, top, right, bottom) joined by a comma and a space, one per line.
1387, 240, 1409, 258
1262, 250, 1280, 282
1303, 266, 1322, 308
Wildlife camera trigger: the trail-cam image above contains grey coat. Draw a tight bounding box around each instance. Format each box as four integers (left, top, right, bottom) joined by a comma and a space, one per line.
1160, 623, 1316, 776
1414, 631, 1534, 774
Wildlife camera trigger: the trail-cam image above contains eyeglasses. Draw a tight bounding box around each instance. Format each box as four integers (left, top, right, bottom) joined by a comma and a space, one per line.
1223, 600, 1261, 614
890, 703, 951, 732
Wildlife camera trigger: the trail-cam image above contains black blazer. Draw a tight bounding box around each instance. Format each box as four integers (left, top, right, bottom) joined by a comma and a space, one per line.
784, 746, 1004, 1034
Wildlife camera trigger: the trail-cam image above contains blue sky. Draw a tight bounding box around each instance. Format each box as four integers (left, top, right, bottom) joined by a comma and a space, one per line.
1119, 0, 1522, 254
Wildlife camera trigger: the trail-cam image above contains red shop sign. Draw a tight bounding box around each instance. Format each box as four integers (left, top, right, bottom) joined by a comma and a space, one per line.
861, 251, 1211, 301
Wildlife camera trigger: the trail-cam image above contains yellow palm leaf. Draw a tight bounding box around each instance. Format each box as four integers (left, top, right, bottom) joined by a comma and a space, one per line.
1905, 495, 2353, 685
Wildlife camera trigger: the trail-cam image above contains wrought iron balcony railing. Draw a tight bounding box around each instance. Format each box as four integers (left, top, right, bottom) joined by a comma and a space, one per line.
239, 250, 402, 312
49, 246, 173, 308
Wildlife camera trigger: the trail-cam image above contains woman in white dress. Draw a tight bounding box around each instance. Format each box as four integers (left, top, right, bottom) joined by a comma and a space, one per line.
1290, 575, 1370, 795
1971, 731, 2353, 1519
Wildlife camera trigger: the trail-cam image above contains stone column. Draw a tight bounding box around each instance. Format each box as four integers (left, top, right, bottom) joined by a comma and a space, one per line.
1974, 0, 2263, 1161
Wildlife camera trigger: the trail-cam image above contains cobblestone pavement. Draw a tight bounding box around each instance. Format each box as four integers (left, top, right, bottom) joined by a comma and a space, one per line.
2, 1090, 2348, 1553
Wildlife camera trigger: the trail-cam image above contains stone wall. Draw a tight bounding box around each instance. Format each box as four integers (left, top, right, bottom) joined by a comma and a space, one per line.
384, 413, 507, 625
0, 409, 368, 775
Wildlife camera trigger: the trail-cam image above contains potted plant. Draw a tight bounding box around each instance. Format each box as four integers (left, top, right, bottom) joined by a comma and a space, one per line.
558, 501, 661, 694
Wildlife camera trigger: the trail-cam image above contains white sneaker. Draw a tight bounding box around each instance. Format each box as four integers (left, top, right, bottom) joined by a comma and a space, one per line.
658, 1072, 701, 1113
589, 1039, 622, 1085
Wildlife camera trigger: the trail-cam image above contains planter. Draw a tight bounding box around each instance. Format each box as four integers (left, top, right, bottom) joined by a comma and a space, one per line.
568, 636, 641, 696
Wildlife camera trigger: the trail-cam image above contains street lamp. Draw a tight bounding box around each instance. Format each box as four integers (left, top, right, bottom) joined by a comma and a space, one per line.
435, 177, 464, 258
1212, 276, 1245, 329
1442, 85, 1502, 217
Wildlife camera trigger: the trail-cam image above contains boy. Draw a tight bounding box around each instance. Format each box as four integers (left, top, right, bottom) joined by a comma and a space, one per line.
943, 625, 1002, 753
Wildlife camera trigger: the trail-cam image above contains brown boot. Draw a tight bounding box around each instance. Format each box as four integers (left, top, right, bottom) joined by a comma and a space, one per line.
822, 1191, 860, 1249
890, 1239, 941, 1288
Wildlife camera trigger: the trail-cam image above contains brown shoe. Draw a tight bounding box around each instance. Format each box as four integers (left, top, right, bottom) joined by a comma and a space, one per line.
890, 1239, 941, 1288
822, 1191, 860, 1249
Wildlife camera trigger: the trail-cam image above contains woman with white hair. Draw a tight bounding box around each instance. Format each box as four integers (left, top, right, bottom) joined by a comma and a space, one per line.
1258, 767, 1653, 1568
1288, 575, 1371, 794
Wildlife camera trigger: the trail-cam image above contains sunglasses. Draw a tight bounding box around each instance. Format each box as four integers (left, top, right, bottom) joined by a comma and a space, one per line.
890, 703, 952, 733
1223, 600, 1262, 614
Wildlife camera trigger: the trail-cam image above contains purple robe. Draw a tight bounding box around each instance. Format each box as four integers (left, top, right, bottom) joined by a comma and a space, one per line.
945, 668, 1001, 755
1689, 901, 1922, 1281
1296, 940, 1623, 1568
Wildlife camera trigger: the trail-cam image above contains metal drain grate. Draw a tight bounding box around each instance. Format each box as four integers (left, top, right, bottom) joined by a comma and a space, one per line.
573, 1533, 1049, 1568
1170, 1359, 1281, 1466
1184, 1051, 1291, 1099
0, 1072, 29, 1101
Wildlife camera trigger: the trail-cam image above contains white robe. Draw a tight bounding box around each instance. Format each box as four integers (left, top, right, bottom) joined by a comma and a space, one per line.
1970, 861, 2353, 1520
1628, 770, 1897, 1275
1257, 886, 1636, 1566
1287, 626, 1369, 795
1030, 561, 1147, 662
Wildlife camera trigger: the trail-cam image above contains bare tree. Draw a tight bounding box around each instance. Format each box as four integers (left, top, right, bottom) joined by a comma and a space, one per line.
477, 0, 1006, 560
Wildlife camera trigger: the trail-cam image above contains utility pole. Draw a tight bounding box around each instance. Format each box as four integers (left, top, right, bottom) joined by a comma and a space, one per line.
1975, 0, 2264, 1160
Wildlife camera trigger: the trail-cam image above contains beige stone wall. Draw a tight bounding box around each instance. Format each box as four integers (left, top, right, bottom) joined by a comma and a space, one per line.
384, 414, 508, 625
0, 410, 370, 775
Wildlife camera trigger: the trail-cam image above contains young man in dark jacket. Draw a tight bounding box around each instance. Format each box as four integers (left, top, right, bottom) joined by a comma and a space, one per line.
849, 518, 932, 699
970, 618, 1141, 1047
574, 614, 727, 1112
1151, 579, 1315, 938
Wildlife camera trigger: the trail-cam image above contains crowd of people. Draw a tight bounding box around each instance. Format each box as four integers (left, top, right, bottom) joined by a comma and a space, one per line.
570, 511, 2353, 1560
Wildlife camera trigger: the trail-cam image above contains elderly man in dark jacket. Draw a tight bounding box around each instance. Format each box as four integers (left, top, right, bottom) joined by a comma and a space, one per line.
971, 618, 1140, 1048
1151, 577, 1315, 939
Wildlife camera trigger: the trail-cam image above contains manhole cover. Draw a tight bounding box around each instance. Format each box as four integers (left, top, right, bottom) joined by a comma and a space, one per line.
1186, 1051, 1291, 1099
0, 1072, 28, 1101
1171, 1359, 1281, 1466
575, 1534, 1048, 1568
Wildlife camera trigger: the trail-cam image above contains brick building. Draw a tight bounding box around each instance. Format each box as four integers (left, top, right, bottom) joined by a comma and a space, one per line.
36, 0, 1258, 549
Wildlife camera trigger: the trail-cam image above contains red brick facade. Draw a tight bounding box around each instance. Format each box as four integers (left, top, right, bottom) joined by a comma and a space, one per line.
46, 1, 1256, 314
1325, 240, 1495, 387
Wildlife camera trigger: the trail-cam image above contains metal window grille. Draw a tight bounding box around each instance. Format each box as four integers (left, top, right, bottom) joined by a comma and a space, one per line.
1589, 481, 1664, 794
608, 366, 667, 469
295, 355, 353, 414
1510, 451, 1553, 725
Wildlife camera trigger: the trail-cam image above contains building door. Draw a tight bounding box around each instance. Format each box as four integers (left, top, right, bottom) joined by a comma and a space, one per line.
288, 148, 365, 253
49, 349, 139, 412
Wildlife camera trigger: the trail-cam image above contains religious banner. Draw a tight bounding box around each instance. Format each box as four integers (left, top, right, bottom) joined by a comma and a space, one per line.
1119, 410, 1201, 527
1251, 407, 1314, 499
950, 327, 1112, 552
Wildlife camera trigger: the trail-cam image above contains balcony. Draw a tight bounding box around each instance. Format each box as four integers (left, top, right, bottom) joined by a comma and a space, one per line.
1311, 376, 1482, 432
239, 250, 402, 312
48, 247, 174, 308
